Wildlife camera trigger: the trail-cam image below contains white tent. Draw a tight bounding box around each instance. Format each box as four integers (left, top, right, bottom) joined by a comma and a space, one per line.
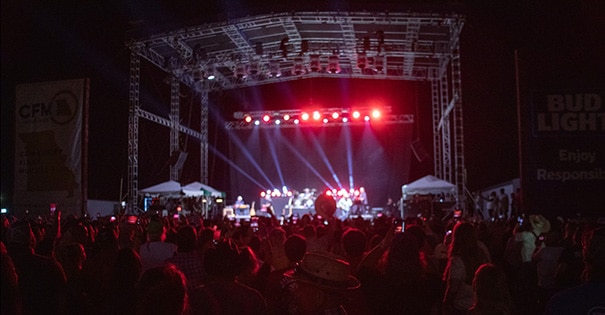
139, 180, 183, 196
182, 181, 225, 198
402, 175, 456, 197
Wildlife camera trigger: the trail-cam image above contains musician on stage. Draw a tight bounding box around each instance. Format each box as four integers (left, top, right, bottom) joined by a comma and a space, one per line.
234, 195, 246, 215
352, 187, 369, 215
337, 193, 353, 220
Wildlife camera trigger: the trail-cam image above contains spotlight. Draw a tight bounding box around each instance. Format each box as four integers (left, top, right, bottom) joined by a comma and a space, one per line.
342, 117, 349, 123
248, 60, 260, 75
312, 111, 321, 120
364, 115, 371, 121
275, 120, 281, 125
301, 112, 310, 121
260, 191, 266, 197
294, 119, 300, 124
283, 114, 291, 121
331, 112, 340, 119
374, 55, 385, 72
234, 63, 248, 79
309, 55, 321, 72
262, 114, 271, 122
323, 118, 329, 123
244, 115, 252, 123
268, 60, 281, 77
372, 109, 381, 119
292, 57, 306, 75
357, 52, 367, 69
328, 55, 341, 74
254, 120, 260, 126
352, 111, 361, 119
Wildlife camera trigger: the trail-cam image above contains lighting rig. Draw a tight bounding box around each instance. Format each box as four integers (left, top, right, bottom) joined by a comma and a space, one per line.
226, 107, 414, 130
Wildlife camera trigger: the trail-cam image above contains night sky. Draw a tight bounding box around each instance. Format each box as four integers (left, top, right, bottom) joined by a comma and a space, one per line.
2, 1, 603, 207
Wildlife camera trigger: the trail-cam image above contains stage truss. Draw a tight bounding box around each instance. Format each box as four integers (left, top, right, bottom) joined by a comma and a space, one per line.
126, 10, 466, 213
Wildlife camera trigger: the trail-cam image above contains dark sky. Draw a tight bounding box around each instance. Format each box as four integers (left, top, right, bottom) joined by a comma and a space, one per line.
2, 0, 604, 206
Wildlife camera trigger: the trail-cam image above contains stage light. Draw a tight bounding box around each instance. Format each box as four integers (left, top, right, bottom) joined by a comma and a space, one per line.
352, 111, 361, 119
301, 112, 310, 121
268, 60, 281, 77
309, 54, 321, 72
294, 119, 300, 124
260, 191, 266, 197
254, 120, 260, 126
357, 52, 367, 69
292, 57, 306, 75
275, 119, 281, 125
331, 112, 340, 119
364, 115, 371, 121
234, 63, 247, 79
323, 118, 329, 123
248, 60, 260, 75
283, 114, 291, 121
342, 117, 349, 123
372, 109, 381, 119
244, 116, 252, 123
262, 114, 271, 122
328, 55, 341, 74
374, 54, 385, 72
313, 111, 321, 120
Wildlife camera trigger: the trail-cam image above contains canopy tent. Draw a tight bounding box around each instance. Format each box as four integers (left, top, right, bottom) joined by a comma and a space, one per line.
402, 175, 456, 197
182, 181, 225, 198
139, 180, 183, 196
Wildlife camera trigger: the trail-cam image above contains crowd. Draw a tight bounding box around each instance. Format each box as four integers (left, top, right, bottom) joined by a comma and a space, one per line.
1, 202, 604, 315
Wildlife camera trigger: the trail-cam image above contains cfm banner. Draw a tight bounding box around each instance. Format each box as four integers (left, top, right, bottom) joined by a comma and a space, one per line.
14, 78, 89, 217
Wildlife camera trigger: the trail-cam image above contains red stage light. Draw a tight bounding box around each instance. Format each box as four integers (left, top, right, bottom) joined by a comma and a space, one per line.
372, 109, 381, 119
244, 116, 252, 123
313, 111, 321, 120
283, 114, 290, 121
331, 112, 340, 119
262, 114, 270, 122
260, 191, 266, 197
352, 111, 361, 119
301, 112, 310, 120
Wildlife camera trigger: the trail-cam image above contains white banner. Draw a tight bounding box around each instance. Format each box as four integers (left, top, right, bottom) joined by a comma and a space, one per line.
14, 78, 88, 217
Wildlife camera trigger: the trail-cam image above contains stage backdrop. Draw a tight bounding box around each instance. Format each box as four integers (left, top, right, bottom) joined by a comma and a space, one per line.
14, 78, 89, 217
516, 47, 604, 219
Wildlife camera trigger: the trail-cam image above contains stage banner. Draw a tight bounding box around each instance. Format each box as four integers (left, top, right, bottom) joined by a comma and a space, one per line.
517, 48, 605, 219
14, 78, 89, 217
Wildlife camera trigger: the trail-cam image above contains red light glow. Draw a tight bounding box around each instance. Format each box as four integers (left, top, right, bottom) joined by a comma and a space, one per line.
313, 111, 321, 120
244, 116, 252, 123
372, 109, 381, 119
352, 111, 361, 119
301, 112, 310, 120
262, 114, 271, 122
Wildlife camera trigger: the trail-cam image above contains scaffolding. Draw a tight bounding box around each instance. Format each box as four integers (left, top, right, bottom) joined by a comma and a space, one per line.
126, 11, 466, 213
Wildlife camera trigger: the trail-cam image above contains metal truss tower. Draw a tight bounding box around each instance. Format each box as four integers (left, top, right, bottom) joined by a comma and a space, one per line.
127, 10, 466, 213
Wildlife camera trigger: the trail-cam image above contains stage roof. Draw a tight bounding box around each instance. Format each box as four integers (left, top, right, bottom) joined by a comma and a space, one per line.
127, 11, 464, 90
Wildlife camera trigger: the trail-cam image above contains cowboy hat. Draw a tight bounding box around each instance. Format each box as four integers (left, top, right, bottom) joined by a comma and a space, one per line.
283, 251, 360, 290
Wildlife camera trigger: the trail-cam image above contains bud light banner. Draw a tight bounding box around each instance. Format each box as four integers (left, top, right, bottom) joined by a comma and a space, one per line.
14, 78, 89, 217
521, 89, 605, 218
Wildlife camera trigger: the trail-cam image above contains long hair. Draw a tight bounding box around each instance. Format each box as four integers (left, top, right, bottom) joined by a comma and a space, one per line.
447, 221, 489, 283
